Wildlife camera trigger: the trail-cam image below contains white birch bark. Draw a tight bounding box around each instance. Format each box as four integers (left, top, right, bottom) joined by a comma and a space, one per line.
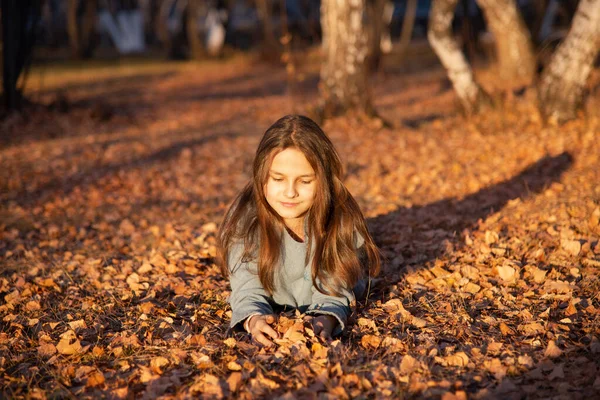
538, 0, 600, 123
477, 0, 536, 86
320, 0, 372, 117
428, 0, 490, 114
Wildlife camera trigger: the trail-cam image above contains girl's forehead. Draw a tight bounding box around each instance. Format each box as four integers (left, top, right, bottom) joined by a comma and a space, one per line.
269, 148, 315, 175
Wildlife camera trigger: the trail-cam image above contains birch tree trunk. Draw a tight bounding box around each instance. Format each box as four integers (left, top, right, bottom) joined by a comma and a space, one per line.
320, 0, 373, 117
538, 0, 600, 123
428, 0, 491, 114
477, 0, 536, 87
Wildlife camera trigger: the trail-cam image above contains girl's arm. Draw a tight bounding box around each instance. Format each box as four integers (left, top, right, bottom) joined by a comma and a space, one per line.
305, 232, 367, 337
306, 282, 354, 337
228, 243, 274, 329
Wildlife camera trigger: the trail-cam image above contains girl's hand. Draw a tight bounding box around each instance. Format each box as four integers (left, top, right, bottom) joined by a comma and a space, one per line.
304, 315, 337, 342
246, 314, 279, 347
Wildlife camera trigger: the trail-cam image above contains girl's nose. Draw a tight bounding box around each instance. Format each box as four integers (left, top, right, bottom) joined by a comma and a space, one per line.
284, 183, 298, 198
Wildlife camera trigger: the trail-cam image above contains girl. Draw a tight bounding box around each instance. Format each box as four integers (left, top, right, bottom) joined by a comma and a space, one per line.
218, 115, 380, 347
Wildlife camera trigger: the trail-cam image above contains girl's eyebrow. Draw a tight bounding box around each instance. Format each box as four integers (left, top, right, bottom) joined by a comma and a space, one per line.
270, 170, 315, 178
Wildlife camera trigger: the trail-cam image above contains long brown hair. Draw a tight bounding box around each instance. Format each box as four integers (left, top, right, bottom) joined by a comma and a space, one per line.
218, 115, 380, 297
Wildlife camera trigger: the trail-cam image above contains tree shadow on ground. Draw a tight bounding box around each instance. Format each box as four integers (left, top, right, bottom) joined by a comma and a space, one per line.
0, 129, 245, 209
365, 151, 573, 298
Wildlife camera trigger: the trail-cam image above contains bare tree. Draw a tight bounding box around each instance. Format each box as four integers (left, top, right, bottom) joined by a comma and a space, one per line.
67, 0, 98, 59
255, 0, 279, 59
186, 0, 205, 59
538, 0, 600, 123
365, 0, 386, 73
319, 0, 373, 117
428, 0, 491, 114
477, 0, 536, 87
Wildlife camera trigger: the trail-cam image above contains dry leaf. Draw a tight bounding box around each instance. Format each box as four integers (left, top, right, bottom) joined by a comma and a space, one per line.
444, 352, 469, 367
87, 371, 105, 387
56, 330, 82, 355
561, 239, 581, 256
518, 322, 545, 336
150, 356, 170, 374
496, 264, 516, 283
399, 355, 419, 375
38, 342, 57, 358
227, 361, 242, 371
548, 364, 564, 380
227, 372, 242, 393
361, 335, 381, 349
544, 340, 562, 358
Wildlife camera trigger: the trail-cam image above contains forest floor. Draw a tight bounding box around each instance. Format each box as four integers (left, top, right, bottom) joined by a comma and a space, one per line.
1, 47, 600, 399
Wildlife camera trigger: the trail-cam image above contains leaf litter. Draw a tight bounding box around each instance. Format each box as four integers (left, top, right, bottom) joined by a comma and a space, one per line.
1, 55, 599, 399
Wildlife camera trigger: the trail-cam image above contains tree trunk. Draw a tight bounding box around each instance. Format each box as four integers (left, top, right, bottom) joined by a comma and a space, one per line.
319, 0, 373, 117
67, 0, 80, 57
396, 0, 417, 61
255, 0, 279, 59
428, 0, 491, 115
186, 0, 205, 60
2, 0, 41, 111
66, 0, 98, 59
366, 0, 386, 73
538, 0, 600, 123
477, 0, 536, 87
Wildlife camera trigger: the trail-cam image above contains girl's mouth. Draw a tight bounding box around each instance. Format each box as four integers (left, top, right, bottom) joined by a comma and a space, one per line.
281, 202, 299, 208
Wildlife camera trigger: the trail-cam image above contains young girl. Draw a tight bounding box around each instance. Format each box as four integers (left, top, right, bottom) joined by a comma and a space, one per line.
218, 115, 380, 347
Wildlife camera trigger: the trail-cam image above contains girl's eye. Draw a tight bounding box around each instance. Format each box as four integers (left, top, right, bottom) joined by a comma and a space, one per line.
301, 180, 313, 185
271, 177, 283, 182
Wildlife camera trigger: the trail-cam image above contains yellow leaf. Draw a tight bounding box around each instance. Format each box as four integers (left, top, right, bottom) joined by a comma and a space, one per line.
561, 239, 581, 256
399, 355, 419, 375
544, 340, 562, 359
227, 372, 242, 393
518, 322, 545, 337
223, 338, 236, 348
87, 371, 105, 387
150, 356, 170, 374
496, 264, 516, 282
361, 334, 381, 349
444, 352, 469, 367
68, 319, 87, 330
227, 361, 242, 371
56, 330, 82, 355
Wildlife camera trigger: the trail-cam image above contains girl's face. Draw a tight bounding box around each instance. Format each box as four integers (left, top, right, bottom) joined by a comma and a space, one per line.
265, 147, 317, 228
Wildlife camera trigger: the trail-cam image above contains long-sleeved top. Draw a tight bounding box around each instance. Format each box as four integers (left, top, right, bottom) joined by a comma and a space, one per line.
227, 225, 365, 336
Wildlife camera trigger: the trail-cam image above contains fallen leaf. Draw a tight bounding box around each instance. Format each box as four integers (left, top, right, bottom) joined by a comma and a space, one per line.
544, 340, 562, 358
150, 356, 170, 374
227, 361, 242, 371
561, 239, 581, 256
496, 264, 516, 283
399, 355, 419, 375
361, 335, 381, 349
548, 363, 564, 380
444, 352, 469, 367
38, 342, 57, 358
518, 322, 545, 336
227, 372, 242, 392
56, 330, 82, 355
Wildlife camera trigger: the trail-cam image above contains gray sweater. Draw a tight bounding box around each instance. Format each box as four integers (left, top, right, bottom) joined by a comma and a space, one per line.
228, 227, 365, 335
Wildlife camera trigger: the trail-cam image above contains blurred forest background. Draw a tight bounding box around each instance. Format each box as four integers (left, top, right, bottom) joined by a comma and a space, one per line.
1, 1, 600, 399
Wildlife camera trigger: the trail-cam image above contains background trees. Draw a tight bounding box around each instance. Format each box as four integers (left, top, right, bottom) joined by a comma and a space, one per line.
538, 0, 600, 123
428, 0, 600, 122
1, 0, 599, 121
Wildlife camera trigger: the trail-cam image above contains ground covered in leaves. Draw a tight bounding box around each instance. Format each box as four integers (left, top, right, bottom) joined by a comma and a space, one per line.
1, 51, 600, 399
